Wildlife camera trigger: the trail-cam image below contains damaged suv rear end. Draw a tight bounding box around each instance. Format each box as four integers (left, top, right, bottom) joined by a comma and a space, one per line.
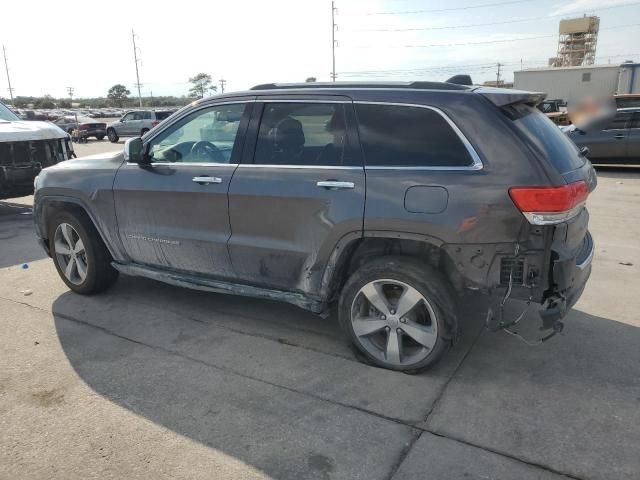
478, 88, 597, 335
0, 101, 73, 199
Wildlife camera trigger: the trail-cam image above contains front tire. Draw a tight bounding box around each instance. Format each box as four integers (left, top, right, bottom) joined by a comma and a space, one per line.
339, 257, 456, 373
107, 128, 119, 143
48, 210, 118, 294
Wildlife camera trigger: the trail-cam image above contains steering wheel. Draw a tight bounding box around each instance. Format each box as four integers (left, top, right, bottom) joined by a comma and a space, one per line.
189, 141, 225, 163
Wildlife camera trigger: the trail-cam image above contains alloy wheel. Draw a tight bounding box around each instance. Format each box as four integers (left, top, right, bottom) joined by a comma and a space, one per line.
54, 223, 88, 285
350, 279, 438, 367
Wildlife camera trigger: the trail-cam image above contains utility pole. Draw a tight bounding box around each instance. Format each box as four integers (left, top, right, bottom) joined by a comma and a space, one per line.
2, 45, 15, 105
132, 29, 143, 107
67, 86, 74, 106
219, 78, 226, 94
331, 1, 337, 82
496, 62, 502, 87
150, 90, 153, 107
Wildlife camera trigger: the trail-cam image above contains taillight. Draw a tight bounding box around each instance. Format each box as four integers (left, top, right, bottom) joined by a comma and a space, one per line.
509, 180, 589, 225
151, 120, 160, 128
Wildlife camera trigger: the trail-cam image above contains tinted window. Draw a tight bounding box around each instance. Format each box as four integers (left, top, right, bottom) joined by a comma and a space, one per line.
615, 97, 640, 109
148, 103, 247, 164
604, 111, 632, 130
354, 104, 473, 167
631, 113, 640, 129
143, 111, 152, 120
155, 111, 172, 120
506, 103, 584, 174
254, 103, 347, 166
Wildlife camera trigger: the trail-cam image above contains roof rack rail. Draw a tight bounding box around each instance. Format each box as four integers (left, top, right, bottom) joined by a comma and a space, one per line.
249, 81, 470, 91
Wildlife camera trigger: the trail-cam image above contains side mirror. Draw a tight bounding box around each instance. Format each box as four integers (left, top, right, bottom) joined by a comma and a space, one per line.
124, 137, 148, 164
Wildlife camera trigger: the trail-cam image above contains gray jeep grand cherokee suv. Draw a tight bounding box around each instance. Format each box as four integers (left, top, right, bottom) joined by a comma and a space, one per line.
33, 81, 597, 372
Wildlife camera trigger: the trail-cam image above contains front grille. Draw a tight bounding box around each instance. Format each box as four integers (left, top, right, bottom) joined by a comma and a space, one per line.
0, 138, 68, 167
500, 257, 525, 285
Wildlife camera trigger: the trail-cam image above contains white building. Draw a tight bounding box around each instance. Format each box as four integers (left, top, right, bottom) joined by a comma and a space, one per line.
513, 62, 640, 104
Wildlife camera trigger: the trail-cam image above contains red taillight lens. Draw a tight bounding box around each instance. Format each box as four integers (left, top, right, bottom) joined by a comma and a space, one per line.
509, 180, 589, 225
151, 120, 160, 128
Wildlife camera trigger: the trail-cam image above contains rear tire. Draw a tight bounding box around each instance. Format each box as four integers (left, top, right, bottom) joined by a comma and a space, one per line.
107, 128, 119, 143
48, 210, 118, 294
141, 128, 149, 136
338, 256, 456, 373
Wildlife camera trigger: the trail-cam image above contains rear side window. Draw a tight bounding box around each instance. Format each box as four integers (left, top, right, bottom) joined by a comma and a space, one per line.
506, 104, 584, 174
354, 104, 473, 167
254, 103, 348, 166
155, 111, 172, 120
604, 111, 632, 130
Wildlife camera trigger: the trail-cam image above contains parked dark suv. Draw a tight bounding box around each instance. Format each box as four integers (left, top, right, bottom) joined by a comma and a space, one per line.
33, 82, 596, 372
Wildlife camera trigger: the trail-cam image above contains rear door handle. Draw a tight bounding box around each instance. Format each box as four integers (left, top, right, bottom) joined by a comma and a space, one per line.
192, 176, 222, 184
316, 181, 355, 190
615, 134, 625, 139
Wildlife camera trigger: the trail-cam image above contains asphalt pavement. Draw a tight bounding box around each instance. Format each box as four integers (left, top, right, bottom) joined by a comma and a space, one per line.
1, 147, 639, 479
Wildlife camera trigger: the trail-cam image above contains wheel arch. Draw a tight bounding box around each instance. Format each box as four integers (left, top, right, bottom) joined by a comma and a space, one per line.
36, 196, 117, 259
321, 231, 464, 303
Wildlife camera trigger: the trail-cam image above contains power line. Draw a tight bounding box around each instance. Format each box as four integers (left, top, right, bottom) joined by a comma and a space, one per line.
337, 53, 640, 78
343, 23, 640, 49
2, 45, 15, 105
349, 2, 640, 32
343, 0, 532, 16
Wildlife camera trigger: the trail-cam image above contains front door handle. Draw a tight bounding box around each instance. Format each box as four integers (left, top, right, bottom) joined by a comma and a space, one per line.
317, 181, 355, 190
192, 176, 222, 184
615, 134, 625, 139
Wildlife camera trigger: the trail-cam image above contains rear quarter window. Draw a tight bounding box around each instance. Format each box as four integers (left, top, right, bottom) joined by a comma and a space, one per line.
505, 103, 584, 174
355, 104, 474, 167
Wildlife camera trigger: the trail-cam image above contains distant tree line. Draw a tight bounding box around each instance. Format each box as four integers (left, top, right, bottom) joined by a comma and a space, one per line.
1, 93, 194, 109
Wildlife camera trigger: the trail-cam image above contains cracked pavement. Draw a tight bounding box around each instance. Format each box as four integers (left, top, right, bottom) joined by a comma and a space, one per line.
1, 159, 639, 479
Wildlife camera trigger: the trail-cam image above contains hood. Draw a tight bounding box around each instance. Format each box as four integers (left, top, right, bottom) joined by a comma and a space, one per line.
0, 120, 68, 142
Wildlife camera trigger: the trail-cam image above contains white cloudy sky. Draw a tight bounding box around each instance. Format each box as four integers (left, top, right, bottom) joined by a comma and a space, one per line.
1, 0, 639, 98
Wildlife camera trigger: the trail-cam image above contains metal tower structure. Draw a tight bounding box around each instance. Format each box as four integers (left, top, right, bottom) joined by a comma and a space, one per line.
550, 16, 599, 67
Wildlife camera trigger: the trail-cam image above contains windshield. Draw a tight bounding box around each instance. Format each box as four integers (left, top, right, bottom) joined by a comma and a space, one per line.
0, 102, 19, 121
506, 103, 585, 174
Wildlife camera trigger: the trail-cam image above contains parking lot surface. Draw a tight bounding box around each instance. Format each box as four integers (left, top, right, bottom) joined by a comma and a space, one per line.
1, 144, 639, 479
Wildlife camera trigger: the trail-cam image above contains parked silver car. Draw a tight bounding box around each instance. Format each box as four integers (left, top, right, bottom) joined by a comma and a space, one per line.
106, 109, 175, 143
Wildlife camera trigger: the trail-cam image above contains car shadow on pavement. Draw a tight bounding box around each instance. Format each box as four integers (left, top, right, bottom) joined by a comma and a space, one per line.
0, 200, 48, 268
49, 275, 640, 479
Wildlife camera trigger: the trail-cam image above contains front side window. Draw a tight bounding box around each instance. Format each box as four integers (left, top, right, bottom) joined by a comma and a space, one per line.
355, 104, 473, 167
147, 103, 247, 164
122, 112, 135, 121
254, 103, 347, 166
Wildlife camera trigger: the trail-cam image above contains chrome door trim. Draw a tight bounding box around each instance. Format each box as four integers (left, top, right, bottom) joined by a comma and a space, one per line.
354, 101, 484, 171
236, 164, 362, 170
126, 162, 239, 167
